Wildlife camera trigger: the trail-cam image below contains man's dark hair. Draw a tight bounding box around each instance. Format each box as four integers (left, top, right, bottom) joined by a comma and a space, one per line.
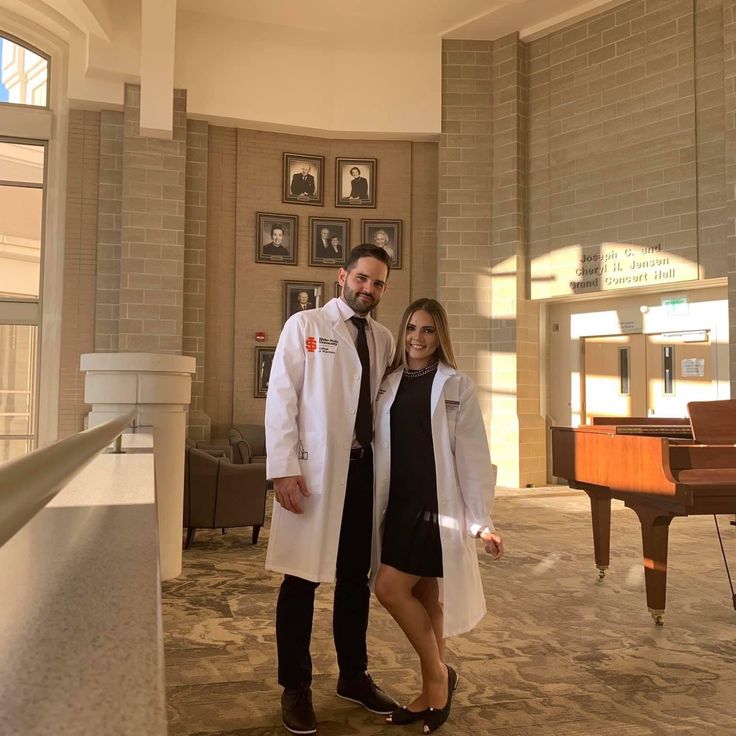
344, 243, 392, 277
271, 223, 284, 236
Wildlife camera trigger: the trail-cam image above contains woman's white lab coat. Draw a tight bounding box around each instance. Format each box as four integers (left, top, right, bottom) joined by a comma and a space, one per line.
372, 361, 496, 638
265, 298, 394, 582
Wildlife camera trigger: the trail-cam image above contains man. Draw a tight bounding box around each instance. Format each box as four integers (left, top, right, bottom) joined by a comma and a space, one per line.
265, 244, 396, 735
291, 164, 316, 197
291, 290, 314, 313
263, 224, 291, 258
315, 226, 333, 260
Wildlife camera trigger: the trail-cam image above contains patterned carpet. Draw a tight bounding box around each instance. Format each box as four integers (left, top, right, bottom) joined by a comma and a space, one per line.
163, 487, 736, 735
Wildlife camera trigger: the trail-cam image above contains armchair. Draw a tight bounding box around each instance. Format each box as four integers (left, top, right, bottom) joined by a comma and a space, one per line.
229, 424, 267, 464
183, 446, 267, 547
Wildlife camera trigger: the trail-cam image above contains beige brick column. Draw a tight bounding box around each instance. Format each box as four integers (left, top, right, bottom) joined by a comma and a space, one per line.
58, 110, 100, 436
725, 0, 736, 393
439, 38, 494, 432
440, 37, 545, 487
119, 84, 187, 354
95, 110, 123, 352
490, 34, 545, 487
184, 119, 210, 440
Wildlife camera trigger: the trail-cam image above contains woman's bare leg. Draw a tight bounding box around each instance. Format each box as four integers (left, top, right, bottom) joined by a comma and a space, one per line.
412, 577, 444, 661
375, 564, 448, 710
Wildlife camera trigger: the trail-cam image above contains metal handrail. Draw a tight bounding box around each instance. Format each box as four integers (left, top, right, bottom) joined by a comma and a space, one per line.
0, 412, 134, 548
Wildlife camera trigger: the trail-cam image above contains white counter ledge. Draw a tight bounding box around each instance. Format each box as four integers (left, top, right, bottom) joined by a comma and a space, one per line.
0, 435, 166, 736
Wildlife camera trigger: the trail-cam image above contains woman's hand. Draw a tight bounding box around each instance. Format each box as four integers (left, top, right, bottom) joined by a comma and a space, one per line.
479, 531, 504, 559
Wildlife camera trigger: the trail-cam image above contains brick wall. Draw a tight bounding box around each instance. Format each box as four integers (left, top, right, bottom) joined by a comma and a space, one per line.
410, 142, 439, 301
203, 126, 237, 437
696, 0, 728, 279
214, 128, 432, 429
528, 0, 698, 271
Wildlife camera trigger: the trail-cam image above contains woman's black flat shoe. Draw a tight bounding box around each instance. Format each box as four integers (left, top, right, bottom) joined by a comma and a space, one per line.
386, 705, 426, 725
422, 665, 458, 734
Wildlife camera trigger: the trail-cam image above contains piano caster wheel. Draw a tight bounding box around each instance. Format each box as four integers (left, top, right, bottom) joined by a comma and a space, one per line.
652, 614, 665, 626
596, 566, 607, 580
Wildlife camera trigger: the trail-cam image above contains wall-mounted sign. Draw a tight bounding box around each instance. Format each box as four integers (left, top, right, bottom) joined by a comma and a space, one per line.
681, 358, 705, 378
529, 242, 699, 300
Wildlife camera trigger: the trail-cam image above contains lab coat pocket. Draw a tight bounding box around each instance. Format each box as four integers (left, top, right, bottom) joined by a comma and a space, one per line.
445, 400, 459, 455
297, 431, 326, 495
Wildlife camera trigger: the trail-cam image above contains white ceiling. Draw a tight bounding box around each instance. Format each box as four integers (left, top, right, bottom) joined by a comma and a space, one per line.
176, 0, 627, 39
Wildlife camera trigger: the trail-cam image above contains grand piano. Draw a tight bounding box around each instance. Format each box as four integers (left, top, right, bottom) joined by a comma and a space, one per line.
552, 401, 736, 625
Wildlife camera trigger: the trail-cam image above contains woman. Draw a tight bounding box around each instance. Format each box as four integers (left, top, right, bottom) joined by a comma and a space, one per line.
347, 166, 369, 200
372, 298, 503, 734
372, 228, 395, 261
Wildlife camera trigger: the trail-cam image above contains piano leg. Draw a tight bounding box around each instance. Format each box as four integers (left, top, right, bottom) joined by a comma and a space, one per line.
584, 489, 611, 579
628, 503, 677, 626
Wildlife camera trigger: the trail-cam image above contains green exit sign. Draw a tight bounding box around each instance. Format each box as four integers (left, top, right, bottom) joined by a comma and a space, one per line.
661, 296, 688, 316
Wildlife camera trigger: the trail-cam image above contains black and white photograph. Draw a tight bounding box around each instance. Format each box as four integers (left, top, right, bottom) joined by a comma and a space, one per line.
309, 217, 350, 266
283, 280, 324, 323
362, 218, 402, 269
335, 157, 376, 208
283, 152, 324, 206
255, 212, 298, 264
254, 346, 275, 398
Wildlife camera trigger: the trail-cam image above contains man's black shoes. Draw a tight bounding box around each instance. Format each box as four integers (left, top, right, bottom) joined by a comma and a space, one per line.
281, 687, 317, 735
336, 671, 398, 715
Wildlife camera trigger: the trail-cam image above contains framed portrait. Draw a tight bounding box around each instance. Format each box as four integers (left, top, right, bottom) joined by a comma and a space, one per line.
334, 281, 341, 298
283, 280, 324, 324
335, 157, 377, 208
309, 217, 350, 266
283, 153, 324, 206
254, 346, 276, 398
362, 219, 403, 270
255, 212, 298, 265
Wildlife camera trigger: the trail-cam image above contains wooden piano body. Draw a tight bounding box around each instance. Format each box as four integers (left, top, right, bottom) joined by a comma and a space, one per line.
552, 411, 736, 624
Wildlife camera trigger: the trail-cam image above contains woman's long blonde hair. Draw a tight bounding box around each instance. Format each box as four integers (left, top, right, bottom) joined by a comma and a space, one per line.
386, 298, 457, 375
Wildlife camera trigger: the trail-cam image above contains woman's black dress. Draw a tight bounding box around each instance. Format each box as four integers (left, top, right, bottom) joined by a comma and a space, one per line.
381, 362, 443, 577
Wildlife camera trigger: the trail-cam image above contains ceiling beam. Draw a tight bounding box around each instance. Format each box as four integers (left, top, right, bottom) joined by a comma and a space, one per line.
139, 0, 177, 139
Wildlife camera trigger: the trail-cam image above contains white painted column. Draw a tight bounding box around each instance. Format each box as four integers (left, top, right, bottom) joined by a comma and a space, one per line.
80, 352, 196, 580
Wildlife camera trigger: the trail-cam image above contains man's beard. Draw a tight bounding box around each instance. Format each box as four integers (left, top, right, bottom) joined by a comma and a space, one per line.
341, 283, 376, 315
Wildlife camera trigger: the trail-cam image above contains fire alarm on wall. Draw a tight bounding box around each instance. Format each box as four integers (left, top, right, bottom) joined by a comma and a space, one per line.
255, 332, 266, 342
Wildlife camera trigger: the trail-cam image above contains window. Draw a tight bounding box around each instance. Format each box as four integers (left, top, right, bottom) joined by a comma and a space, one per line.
0, 324, 36, 461
663, 345, 674, 395
0, 136, 44, 461
0, 141, 44, 299
0, 26, 58, 460
0, 34, 49, 107
618, 347, 630, 396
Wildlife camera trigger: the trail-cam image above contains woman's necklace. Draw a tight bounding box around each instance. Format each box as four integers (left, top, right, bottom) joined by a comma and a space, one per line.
403, 361, 439, 378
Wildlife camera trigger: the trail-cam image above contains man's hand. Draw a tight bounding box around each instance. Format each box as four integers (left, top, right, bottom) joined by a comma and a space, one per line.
273, 475, 310, 514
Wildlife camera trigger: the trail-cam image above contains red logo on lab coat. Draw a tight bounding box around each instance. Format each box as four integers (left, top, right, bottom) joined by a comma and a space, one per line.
305, 336, 317, 352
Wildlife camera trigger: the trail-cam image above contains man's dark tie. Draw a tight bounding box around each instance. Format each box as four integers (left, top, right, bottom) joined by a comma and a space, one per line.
350, 316, 372, 449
